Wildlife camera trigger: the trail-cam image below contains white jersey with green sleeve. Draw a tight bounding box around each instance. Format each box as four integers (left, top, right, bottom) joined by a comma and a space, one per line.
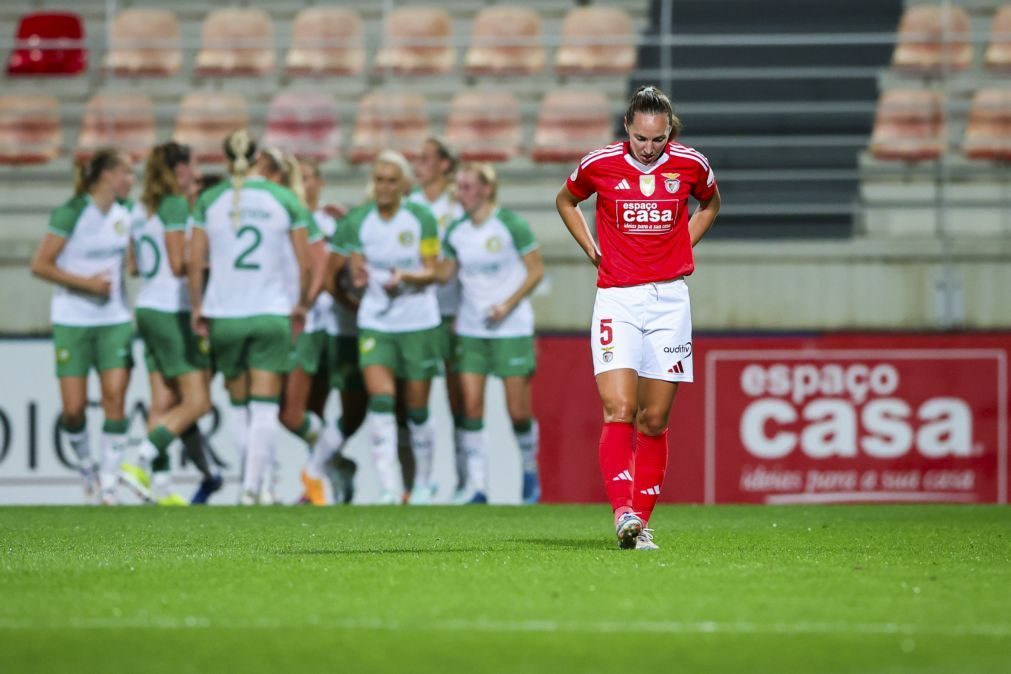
283, 206, 323, 330
443, 207, 539, 339
130, 195, 191, 313
337, 201, 441, 333
47, 195, 133, 327
193, 177, 309, 318
407, 187, 464, 317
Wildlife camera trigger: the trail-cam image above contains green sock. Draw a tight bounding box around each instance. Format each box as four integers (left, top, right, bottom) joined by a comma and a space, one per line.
149, 425, 175, 473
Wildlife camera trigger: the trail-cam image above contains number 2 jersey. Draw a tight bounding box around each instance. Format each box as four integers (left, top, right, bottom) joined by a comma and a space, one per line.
192, 177, 310, 318
565, 141, 717, 288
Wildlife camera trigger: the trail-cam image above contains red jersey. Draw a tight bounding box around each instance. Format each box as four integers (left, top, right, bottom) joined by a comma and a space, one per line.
565, 140, 717, 288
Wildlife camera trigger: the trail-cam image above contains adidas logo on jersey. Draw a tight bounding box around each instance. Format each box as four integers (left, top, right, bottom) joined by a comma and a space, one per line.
614, 179, 631, 190
640, 485, 661, 496
612, 470, 632, 482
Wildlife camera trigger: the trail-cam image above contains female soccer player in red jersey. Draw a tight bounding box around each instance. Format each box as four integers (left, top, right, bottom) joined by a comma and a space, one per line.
555, 85, 721, 549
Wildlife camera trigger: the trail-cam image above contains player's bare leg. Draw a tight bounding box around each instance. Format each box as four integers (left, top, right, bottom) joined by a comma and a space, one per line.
282, 366, 327, 504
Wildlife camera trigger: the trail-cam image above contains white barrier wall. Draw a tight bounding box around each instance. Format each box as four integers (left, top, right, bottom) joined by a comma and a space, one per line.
0, 339, 524, 505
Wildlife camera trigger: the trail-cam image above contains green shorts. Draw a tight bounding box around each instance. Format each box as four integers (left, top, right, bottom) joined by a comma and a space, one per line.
331, 335, 365, 391
53, 322, 134, 378
292, 329, 332, 376
437, 316, 456, 368
455, 335, 536, 378
358, 327, 443, 381
136, 308, 210, 379
209, 315, 292, 380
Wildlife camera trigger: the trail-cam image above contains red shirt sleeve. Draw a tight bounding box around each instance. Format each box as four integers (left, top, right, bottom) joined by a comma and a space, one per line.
690, 156, 717, 202
565, 159, 597, 201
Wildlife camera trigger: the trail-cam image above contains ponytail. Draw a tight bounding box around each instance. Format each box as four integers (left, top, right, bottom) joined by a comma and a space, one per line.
624, 85, 682, 137
141, 142, 190, 214
223, 129, 257, 229
74, 148, 125, 197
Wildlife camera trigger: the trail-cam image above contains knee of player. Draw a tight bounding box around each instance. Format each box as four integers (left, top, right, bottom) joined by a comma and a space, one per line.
602, 399, 636, 424
185, 392, 213, 420
506, 404, 532, 427
463, 398, 484, 420
636, 409, 669, 436
100, 390, 126, 415
60, 411, 86, 430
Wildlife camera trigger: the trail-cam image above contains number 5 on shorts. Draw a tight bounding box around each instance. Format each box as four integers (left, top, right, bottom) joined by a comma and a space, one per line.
599, 318, 613, 346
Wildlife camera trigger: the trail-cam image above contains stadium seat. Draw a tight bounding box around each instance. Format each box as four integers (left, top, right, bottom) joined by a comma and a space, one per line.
464, 7, 545, 77
286, 7, 364, 76
531, 90, 612, 163
6, 11, 86, 76
0, 94, 61, 164
104, 9, 181, 77
445, 90, 521, 162
892, 5, 972, 73
196, 8, 274, 76
76, 93, 156, 163
173, 91, 249, 163
554, 7, 635, 76
984, 5, 1011, 71
373, 7, 455, 76
963, 88, 1011, 161
349, 91, 429, 164
262, 91, 341, 162
868, 90, 946, 161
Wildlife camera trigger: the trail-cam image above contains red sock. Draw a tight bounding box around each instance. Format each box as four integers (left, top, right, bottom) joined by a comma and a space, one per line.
631, 429, 669, 526
598, 422, 635, 514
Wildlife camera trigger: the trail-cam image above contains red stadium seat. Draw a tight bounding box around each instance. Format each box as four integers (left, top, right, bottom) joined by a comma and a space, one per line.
173, 91, 249, 163
445, 90, 521, 162
531, 90, 612, 163
7, 11, 86, 76
964, 88, 1011, 161
76, 93, 156, 163
869, 90, 946, 162
196, 8, 274, 77
554, 7, 635, 76
349, 91, 429, 164
374, 8, 455, 76
104, 9, 181, 77
984, 5, 1011, 71
286, 7, 365, 76
464, 7, 545, 77
263, 91, 341, 162
0, 94, 61, 164
892, 5, 972, 73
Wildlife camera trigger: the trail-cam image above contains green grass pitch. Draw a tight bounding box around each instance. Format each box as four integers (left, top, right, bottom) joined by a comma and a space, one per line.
1, 505, 1009, 673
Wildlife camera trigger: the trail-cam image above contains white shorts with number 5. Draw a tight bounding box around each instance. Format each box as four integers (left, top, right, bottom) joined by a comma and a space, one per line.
590, 278, 693, 382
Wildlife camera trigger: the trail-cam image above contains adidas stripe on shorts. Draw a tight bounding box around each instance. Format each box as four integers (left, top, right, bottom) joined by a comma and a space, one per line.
590, 278, 693, 383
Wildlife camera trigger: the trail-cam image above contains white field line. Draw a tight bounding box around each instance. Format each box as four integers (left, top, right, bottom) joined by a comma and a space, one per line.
0, 617, 1008, 638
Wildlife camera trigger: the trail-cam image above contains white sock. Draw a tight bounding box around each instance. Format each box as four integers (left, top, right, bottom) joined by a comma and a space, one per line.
301, 411, 324, 446
100, 431, 128, 492
462, 428, 487, 494
408, 417, 435, 490
137, 438, 158, 473
243, 401, 280, 495
307, 420, 346, 479
516, 420, 539, 473
369, 411, 400, 496
64, 427, 92, 466
454, 425, 467, 490
227, 403, 249, 477
152, 471, 173, 500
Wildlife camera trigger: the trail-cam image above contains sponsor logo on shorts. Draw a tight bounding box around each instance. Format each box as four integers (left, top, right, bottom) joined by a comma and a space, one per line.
361, 337, 376, 353
615, 200, 679, 235
56, 348, 71, 364
668, 360, 685, 375
662, 172, 681, 194
602, 346, 614, 363
664, 341, 692, 357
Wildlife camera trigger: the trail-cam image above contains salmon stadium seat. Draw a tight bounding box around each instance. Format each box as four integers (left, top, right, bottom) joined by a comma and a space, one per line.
554, 7, 635, 76
464, 7, 545, 77
984, 5, 1011, 71
263, 91, 341, 162
104, 9, 181, 77
7, 11, 86, 76
173, 91, 249, 163
964, 88, 1011, 161
286, 7, 365, 76
0, 94, 61, 164
892, 5, 972, 73
445, 90, 521, 162
76, 93, 156, 163
349, 91, 429, 164
868, 90, 946, 161
531, 90, 612, 163
373, 7, 455, 76
196, 8, 274, 76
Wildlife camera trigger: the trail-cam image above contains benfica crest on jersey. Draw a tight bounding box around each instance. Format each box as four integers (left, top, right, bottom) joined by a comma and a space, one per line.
662, 172, 681, 194
639, 175, 655, 197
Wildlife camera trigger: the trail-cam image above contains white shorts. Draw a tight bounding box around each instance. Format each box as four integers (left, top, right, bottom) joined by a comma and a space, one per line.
590, 278, 693, 382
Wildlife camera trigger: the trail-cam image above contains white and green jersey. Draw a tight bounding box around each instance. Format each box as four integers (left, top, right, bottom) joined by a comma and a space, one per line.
47, 195, 133, 327
193, 177, 310, 319
334, 201, 440, 333
407, 187, 464, 317
130, 195, 191, 313
443, 207, 539, 339
283, 208, 323, 330
305, 209, 343, 336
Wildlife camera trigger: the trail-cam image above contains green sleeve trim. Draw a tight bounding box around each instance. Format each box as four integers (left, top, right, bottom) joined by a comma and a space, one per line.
157, 194, 191, 232
403, 201, 439, 242
336, 202, 373, 254
47, 196, 87, 238
498, 208, 539, 256
192, 182, 229, 227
